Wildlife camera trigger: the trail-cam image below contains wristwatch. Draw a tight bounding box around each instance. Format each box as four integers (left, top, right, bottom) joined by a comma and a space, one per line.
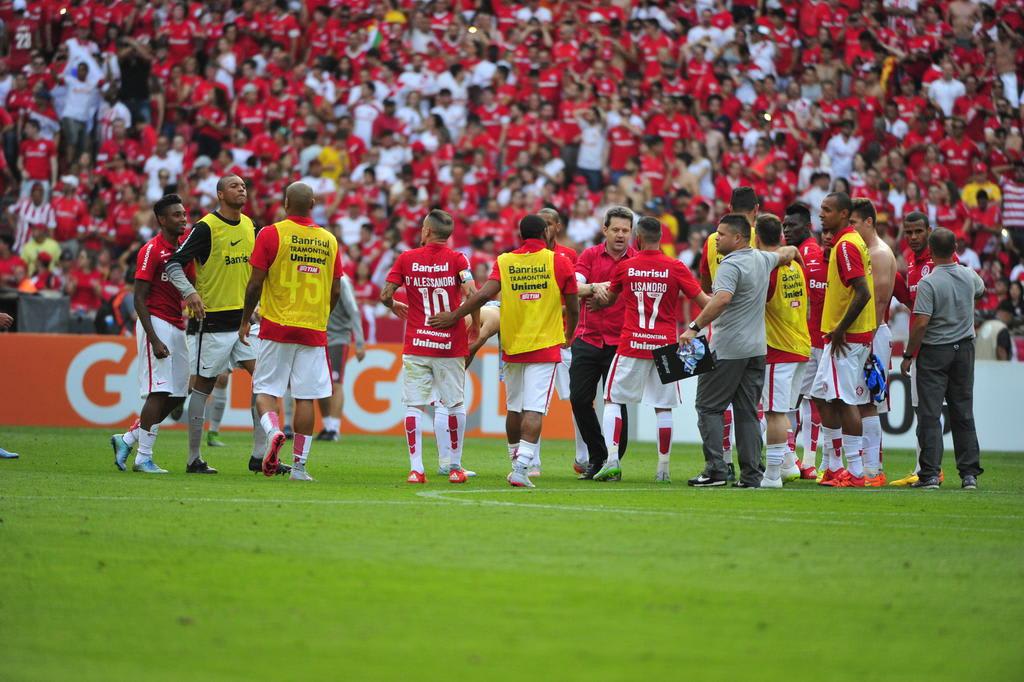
688, 321, 701, 332
902, 352, 914, 359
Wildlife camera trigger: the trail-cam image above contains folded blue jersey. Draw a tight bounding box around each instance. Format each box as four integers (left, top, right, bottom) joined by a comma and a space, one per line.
864, 353, 888, 404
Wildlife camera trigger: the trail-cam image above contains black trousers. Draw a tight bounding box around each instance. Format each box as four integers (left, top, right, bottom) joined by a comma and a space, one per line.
915, 339, 983, 480
569, 339, 628, 466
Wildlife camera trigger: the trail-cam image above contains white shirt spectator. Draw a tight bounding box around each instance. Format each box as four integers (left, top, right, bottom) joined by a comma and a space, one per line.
884, 116, 909, 140
576, 120, 606, 172
430, 103, 467, 140
956, 246, 981, 271
351, 101, 381, 146
567, 214, 601, 245
800, 185, 830, 230
928, 77, 966, 117
299, 175, 337, 225
305, 71, 337, 104
143, 153, 183, 197
337, 214, 368, 246
435, 71, 469, 103
824, 133, 861, 180
97, 100, 131, 141
9, 197, 57, 252
62, 75, 100, 123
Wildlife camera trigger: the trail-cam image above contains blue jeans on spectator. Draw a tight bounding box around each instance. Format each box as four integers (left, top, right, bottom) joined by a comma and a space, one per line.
577, 168, 604, 192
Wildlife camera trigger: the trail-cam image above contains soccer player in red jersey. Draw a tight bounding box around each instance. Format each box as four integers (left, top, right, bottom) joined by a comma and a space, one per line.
593, 216, 709, 482
109, 195, 197, 474
380, 210, 479, 484
782, 204, 827, 479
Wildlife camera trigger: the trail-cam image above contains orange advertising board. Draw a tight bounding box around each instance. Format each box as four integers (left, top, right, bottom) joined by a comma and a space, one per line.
0, 334, 576, 439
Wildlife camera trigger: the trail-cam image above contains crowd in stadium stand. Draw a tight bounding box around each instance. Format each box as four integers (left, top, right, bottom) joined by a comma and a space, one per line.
0, 0, 1022, 354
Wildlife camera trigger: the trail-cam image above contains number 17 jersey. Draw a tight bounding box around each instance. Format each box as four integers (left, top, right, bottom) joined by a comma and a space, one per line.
610, 249, 703, 358
386, 241, 473, 357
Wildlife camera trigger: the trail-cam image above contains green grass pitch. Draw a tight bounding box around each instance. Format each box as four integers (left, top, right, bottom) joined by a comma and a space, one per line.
1, 426, 1022, 681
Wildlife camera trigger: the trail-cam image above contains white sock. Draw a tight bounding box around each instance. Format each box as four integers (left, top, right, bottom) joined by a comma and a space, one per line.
843, 434, 864, 477
798, 400, 814, 467
433, 405, 451, 470
533, 437, 542, 469
507, 442, 518, 461
260, 411, 281, 436
448, 407, 466, 468
135, 428, 157, 465
515, 440, 538, 474
405, 407, 424, 473
574, 421, 589, 464
602, 403, 623, 466
209, 386, 227, 432
765, 443, 786, 480
862, 415, 881, 476
322, 416, 340, 432
822, 426, 843, 471
122, 423, 139, 447
656, 410, 672, 476
782, 445, 797, 471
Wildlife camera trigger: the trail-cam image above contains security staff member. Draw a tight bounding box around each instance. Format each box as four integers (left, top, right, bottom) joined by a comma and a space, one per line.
900, 228, 985, 490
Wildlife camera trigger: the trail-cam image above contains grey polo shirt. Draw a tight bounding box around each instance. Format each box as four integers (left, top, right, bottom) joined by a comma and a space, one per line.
710, 247, 781, 360
914, 263, 985, 345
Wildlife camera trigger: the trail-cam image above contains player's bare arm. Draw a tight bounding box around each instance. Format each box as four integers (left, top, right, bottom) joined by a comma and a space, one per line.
429, 279, 500, 329
467, 304, 500, 367
827, 276, 871, 357
133, 279, 169, 359
462, 280, 481, 339
238, 266, 268, 346
679, 289, 733, 343
379, 281, 408, 319
774, 245, 801, 267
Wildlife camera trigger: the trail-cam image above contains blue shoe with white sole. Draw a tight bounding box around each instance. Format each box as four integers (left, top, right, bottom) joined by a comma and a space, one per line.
0, 447, 19, 459
132, 459, 168, 474
111, 435, 132, 471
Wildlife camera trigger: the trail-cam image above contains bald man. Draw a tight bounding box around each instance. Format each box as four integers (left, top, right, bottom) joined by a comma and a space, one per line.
240, 182, 342, 481
164, 174, 281, 474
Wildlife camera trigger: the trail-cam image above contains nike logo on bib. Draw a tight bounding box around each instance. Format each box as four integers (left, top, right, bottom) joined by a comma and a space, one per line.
230, 239, 242, 246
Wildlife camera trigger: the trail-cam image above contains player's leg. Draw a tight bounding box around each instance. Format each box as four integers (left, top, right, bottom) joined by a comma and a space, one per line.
644, 367, 681, 483
401, 355, 434, 483
281, 389, 295, 440
286, 345, 334, 481
820, 345, 871, 487
433, 357, 470, 483
133, 391, 170, 474
859, 402, 883, 484
780, 364, 806, 481
722, 405, 734, 480
595, 354, 633, 480
810, 344, 846, 483
761, 363, 790, 488
204, 371, 229, 447
504, 362, 524, 463
185, 329, 228, 467
508, 363, 556, 488
317, 344, 346, 441
113, 320, 151, 470
250, 341, 294, 478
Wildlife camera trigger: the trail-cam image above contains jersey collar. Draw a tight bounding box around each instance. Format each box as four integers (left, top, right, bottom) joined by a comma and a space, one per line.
286, 215, 316, 226
520, 238, 547, 252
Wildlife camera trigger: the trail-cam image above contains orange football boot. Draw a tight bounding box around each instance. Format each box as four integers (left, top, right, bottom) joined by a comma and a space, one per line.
799, 464, 819, 480
818, 468, 848, 486
864, 472, 888, 487
407, 470, 427, 484
829, 474, 866, 487
448, 468, 467, 484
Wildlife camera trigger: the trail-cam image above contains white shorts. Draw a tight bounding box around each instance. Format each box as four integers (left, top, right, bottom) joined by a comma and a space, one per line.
402, 355, 466, 408
605, 354, 682, 408
192, 328, 258, 378
800, 346, 823, 396
873, 323, 893, 414
763, 361, 807, 413
554, 346, 571, 400
252, 340, 332, 400
136, 317, 189, 398
504, 362, 557, 414
810, 342, 871, 405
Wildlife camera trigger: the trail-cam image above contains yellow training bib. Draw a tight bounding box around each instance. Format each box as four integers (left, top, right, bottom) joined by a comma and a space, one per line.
766, 262, 811, 358
194, 211, 256, 312
260, 219, 338, 333
497, 248, 564, 355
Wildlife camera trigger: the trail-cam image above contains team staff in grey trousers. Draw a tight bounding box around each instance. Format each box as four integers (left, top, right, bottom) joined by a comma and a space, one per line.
899, 228, 985, 490
680, 214, 801, 488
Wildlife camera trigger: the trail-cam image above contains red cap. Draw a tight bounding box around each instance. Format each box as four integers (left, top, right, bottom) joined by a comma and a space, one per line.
37, 252, 52, 265
974, 162, 987, 174
410, 141, 426, 154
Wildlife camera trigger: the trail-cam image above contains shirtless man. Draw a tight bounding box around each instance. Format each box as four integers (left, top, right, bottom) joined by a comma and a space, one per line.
850, 198, 896, 487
